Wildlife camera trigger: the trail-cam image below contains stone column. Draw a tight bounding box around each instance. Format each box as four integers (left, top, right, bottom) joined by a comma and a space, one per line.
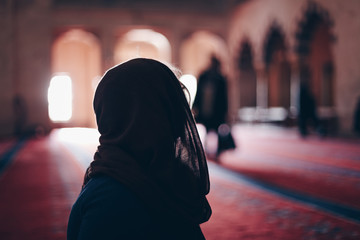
289, 60, 300, 117
15, 1, 52, 134
169, 28, 182, 67
0, 1, 16, 136
98, 26, 116, 73
255, 63, 267, 109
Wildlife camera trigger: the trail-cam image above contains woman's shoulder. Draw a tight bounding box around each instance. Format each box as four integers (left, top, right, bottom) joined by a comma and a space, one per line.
69, 176, 167, 239
74, 175, 151, 221
80, 175, 139, 204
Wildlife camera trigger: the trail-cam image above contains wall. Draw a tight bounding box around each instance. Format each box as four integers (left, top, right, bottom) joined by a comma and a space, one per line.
0, 2, 14, 137
15, 2, 52, 135
228, 0, 360, 134
323, 0, 360, 132
0, 0, 359, 137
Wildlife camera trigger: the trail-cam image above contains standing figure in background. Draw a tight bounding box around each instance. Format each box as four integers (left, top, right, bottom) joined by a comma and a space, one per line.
13, 95, 27, 139
353, 96, 360, 136
297, 80, 322, 137
193, 56, 235, 158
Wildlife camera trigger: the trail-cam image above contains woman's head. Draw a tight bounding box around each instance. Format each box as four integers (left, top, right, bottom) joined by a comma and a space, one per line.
94, 58, 188, 155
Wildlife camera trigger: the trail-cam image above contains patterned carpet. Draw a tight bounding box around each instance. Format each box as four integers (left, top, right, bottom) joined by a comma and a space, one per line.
0, 125, 359, 239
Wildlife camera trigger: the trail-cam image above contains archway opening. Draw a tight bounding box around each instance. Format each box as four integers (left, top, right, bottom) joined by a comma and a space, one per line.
264, 26, 291, 109
238, 41, 256, 108
309, 22, 334, 107
296, 3, 335, 108
180, 31, 229, 77
114, 29, 171, 64
51, 29, 101, 128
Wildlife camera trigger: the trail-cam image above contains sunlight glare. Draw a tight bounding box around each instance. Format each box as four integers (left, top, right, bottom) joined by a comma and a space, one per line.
48, 75, 73, 122
179, 74, 197, 107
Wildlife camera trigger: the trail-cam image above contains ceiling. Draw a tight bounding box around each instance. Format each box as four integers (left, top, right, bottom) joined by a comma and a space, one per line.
52, 0, 246, 13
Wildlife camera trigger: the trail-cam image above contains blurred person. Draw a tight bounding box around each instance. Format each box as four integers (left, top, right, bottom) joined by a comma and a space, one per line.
297, 79, 324, 137
353, 96, 360, 136
67, 58, 211, 240
13, 95, 27, 139
193, 56, 235, 159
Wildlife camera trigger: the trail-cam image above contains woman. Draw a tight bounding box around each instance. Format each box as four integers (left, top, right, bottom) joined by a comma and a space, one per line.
67, 58, 212, 240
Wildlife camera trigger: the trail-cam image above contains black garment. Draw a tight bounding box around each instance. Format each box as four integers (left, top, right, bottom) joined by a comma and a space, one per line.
297, 82, 320, 137
353, 97, 360, 135
68, 58, 211, 239
13, 95, 27, 138
217, 124, 236, 155
67, 176, 205, 240
193, 58, 235, 156
193, 67, 228, 132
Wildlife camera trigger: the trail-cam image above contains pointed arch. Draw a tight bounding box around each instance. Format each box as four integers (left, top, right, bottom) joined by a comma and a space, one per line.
263, 24, 291, 108
51, 29, 101, 128
114, 29, 171, 64
237, 40, 256, 108
295, 2, 335, 107
179, 31, 230, 77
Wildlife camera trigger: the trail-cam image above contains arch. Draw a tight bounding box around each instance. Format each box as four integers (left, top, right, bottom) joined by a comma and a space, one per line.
114, 29, 171, 64
51, 29, 101, 128
263, 25, 291, 108
237, 40, 256, 108
179, 31, 230, 77
295, 2, 335, 107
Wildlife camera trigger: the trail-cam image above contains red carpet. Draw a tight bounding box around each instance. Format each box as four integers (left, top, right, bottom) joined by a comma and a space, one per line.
0, 138, 15, 156
0, 125, 359, 239
219, 125, 360, 209
0, 136, 83, 240
202, 175, 360, 240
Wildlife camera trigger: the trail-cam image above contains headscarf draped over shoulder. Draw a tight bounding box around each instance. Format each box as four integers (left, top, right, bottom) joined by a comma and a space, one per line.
84, 58, 211, 225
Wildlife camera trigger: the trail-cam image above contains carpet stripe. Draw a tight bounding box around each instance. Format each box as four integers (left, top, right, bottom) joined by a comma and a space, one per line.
0, 138, 27, 176
240, 152, 360, 178
209, 162, 360, 224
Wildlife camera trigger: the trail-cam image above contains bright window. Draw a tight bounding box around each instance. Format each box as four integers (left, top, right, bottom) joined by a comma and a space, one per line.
180, 74, 197, 108
48, 75, 72, 122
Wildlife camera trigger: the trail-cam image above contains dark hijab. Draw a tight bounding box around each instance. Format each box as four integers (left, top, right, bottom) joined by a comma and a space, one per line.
84, 58, 211, 226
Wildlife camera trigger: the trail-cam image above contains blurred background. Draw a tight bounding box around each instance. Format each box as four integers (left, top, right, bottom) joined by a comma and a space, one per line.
1, 0, 360, 136
0, 0, 360, 239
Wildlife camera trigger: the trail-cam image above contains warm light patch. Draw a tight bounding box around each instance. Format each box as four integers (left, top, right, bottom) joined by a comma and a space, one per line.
115, 29, 171, 63
179, 74, 197, 107
48, 75, 73, 122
